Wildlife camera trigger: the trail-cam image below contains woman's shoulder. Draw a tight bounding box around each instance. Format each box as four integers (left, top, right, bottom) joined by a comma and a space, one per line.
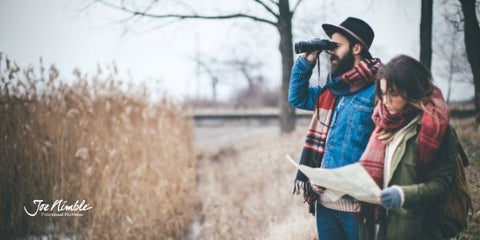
429, 124, 461, 166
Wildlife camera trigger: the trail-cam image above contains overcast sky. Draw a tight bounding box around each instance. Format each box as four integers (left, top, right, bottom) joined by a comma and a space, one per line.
0, 0, 474, 101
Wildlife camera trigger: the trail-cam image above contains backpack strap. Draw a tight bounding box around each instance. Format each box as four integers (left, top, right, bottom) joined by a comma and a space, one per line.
457, 141, 470, 167
451, 127, 470, 167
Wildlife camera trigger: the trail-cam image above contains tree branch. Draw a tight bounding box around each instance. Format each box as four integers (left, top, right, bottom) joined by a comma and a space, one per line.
267, 0, 279, 5
291, 0, 304, 17
252, 0, 279, 18
117, 0, 159, 35
96, 0, 277, 26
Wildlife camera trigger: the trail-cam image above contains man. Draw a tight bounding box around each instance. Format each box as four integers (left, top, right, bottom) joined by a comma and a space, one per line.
290, 17, 381, 240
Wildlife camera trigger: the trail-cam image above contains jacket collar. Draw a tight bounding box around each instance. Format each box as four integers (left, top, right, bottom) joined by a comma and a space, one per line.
386, 116, 421, 185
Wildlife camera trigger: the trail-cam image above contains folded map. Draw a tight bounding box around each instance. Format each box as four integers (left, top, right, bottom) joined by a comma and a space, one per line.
287, 155, 381, 204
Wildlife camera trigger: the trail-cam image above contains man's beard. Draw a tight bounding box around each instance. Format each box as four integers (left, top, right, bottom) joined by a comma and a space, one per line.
330, 50, 355, 77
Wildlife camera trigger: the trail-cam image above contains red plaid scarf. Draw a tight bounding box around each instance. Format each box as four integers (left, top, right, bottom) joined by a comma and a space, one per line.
360, 86, 450, 188
294, 58, 381, 215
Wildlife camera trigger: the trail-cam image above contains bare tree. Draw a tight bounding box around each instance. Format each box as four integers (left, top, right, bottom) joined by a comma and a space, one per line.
459, 0, 480, 123
196, 57, 219, 102
94, 0, 306, 133
196, 56, 267, 104
420, 0, 433, 70
434, 0, 472, 103
222, 58, 273, 108
223, 59, 264, 90
196, 56, 274, 107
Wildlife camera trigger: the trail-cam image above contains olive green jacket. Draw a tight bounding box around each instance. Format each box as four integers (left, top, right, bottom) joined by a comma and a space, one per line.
376, 122, 458, 240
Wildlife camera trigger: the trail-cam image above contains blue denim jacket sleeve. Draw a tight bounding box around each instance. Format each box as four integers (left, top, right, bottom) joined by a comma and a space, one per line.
288, 56, 323, 111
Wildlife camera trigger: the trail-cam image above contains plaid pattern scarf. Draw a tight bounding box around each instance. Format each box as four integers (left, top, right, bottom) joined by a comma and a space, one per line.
360, 86, 450, 188
293, 58, 381, 215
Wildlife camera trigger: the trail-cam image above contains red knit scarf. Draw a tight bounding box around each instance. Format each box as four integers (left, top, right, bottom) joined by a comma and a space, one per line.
360, 86, 450, 188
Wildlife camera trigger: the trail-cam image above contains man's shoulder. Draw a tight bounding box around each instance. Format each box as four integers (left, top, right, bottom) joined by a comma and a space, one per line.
352, 83, 376, 98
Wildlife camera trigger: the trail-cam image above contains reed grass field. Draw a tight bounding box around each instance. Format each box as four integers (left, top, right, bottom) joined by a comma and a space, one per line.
1, 54, 479, 239
0, 56, 195, 239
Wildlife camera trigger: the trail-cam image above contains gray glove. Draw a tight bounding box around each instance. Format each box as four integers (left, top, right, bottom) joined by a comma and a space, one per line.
381, 186, 403, 210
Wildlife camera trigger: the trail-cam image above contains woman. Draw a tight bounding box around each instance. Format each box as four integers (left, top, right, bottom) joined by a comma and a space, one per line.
359, 55, 459, 239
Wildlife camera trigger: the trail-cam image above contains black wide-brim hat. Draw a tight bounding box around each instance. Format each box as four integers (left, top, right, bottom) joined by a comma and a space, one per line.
322, 17, 374, 59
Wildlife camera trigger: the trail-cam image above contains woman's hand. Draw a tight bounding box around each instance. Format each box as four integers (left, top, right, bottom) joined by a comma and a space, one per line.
380, 186, 404, 210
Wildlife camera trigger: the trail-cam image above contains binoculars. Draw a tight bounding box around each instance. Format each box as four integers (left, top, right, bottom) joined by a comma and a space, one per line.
294, 38, 337, 54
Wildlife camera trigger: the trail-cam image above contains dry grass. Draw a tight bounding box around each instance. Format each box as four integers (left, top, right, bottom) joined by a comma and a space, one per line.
0, 55, 195, 239
193, 116, 480, 239
195, 127, 317, 239
451, 117, 480, 239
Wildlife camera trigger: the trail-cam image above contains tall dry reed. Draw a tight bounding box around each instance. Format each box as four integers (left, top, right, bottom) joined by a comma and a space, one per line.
0, 54, 195, 239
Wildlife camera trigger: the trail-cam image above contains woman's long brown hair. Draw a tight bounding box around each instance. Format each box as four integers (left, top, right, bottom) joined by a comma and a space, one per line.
375, 55, 439, 143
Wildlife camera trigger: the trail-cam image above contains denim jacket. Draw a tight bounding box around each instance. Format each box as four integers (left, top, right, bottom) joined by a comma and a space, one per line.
289, 56, 375, 169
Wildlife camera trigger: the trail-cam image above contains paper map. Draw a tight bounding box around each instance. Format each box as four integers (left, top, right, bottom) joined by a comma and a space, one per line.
287, 155, 381, 204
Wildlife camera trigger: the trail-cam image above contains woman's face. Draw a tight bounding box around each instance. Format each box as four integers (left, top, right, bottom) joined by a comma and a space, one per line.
379, 78, 407, 114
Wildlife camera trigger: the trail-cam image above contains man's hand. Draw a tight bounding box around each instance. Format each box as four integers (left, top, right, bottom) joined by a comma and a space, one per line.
303, 50, 320, 64
310, 181, 326, 194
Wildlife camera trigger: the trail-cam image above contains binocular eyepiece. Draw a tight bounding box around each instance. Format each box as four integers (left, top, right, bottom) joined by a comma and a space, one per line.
294, 38, 337, 54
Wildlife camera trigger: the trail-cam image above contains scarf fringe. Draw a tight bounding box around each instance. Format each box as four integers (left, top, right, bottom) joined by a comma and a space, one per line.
293, 180, 318, 215
293, 180, 303, 195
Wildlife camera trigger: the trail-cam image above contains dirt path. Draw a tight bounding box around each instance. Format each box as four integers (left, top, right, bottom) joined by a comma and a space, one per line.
195, 125, 278, 151
193, 123, 318, 239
